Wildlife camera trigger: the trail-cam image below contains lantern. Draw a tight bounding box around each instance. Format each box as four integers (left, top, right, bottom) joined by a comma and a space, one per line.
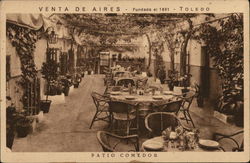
48, 28, 58, 44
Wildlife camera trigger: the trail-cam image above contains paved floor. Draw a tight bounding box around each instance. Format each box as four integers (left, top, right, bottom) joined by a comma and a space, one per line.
12, 75, 243, 152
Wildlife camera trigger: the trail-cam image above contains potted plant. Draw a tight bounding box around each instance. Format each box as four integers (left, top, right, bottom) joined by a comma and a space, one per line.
73, 73, 81, 88
167, 70, 179, 91
180, 74, 192, 94
59, 75, 71, 96
6, 103, 16, 149
40, 60, 58, 113
157, 66, 166, 84
194, 83, 204, 107
15, 111, 32, 138
234, 100, 243, 127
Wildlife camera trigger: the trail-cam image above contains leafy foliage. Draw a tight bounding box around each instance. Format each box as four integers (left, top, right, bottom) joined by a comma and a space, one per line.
41, 60, 59, 81
6, 23, 40, 113
193, 14, 243, 103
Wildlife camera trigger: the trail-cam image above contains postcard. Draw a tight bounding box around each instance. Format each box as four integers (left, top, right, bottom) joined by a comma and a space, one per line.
0, 0, 249, 162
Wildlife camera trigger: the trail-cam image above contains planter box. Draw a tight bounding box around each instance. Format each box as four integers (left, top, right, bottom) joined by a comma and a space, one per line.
40, 100, 52, 113
213, 111, 234, 124
47, 94, 65, 105
26, 116, 37, 133
36, 111, 44, 123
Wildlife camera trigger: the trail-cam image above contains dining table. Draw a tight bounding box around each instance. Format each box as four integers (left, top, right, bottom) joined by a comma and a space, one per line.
141, 136, 223, 152
109, 91, 178, 106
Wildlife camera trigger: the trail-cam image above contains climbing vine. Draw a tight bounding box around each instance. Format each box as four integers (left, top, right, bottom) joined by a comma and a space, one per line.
193, 14, 243, 102
6, 23, 41, 112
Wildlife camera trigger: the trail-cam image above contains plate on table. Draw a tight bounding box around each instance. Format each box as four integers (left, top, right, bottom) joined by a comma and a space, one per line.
143, 140, 164, 151
198, 139, 219, 150
125, 96, 136, 100
122, 88, 129, 92
110, 91, 121, 95
152, 96, 164, 100
163, 91, 174, 95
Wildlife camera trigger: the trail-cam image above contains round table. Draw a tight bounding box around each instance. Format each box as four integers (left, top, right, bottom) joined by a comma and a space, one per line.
110, 92, 177, 106
142, 136, 223, 152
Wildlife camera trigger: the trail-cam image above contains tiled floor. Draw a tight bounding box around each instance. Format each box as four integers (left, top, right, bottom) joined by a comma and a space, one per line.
11, 75, 243, 152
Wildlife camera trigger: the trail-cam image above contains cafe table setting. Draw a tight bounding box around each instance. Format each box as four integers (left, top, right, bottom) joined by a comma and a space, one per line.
109, 87, 180, 106
141, 126, 223, 152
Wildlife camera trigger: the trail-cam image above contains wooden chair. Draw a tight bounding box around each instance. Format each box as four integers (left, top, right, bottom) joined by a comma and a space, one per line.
116, 78, 135, 88
179, 91, 196, 128
213, 130, 244, 152
152, 100, 183, 115
145, 112, 190, 137
97, 131, 139, 152
89, 92, 110, 129
108, 101, 138, 135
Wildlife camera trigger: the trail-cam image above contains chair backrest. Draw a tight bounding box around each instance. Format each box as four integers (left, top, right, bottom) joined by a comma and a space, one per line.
108, 101, 131, 114
156, 100, 183, 113
114, 71, 125, 77
96, 131, 114, 152
136, 78, 148, 88
181, 91, 196, 109
145, 112, 180, 136
106, 78, 116, 86
148, 85, 160, 91
97, 131, 139, 152
116, 79, 135, 87
91, 92, 109, 110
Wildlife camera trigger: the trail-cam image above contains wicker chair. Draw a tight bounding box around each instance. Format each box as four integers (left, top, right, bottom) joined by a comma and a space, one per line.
152, 100, 183, 115
136, 78, 148, 89
97, 131, 139, 152
179, 91, 196, 128
116, 78, 135, 88
108, 101, 138, 135
114, 71, 125, 77
145, 112, 189, 137
213, 130, 244, 152
89, 92, 110, 129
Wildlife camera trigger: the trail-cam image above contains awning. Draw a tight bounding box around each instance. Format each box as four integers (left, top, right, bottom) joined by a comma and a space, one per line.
6, 14, 44, 30
7, 14, 72, 40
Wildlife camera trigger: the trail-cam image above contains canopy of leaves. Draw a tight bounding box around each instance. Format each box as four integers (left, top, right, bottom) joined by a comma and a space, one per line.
56, 13, 199, 49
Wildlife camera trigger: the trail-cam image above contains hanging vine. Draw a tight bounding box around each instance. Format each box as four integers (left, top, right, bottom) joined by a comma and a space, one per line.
6, 23, 41, 112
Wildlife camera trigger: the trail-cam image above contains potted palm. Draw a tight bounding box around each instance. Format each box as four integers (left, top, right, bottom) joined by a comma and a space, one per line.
40, 60, 58, 113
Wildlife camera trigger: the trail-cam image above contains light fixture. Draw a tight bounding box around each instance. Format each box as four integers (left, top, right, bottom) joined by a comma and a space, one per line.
48, 27, 58, 44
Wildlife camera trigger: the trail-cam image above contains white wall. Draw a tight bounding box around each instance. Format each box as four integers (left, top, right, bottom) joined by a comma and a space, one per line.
6, 38, 22, 77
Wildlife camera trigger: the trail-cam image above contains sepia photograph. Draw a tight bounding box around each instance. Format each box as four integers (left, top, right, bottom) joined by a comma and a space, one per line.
1, 0, 249, 162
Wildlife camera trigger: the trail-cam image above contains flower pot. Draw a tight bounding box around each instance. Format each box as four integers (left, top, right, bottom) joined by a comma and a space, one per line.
168, 84, 174, 91
16, 123, 31, 138
48, 88, 57, 96
6, 127, 15, 149
74, 83, 79, 88
56, 89, 62, 95
40, 100, 52, 113
63, 86, 70, 96
234, 101, 243, 127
